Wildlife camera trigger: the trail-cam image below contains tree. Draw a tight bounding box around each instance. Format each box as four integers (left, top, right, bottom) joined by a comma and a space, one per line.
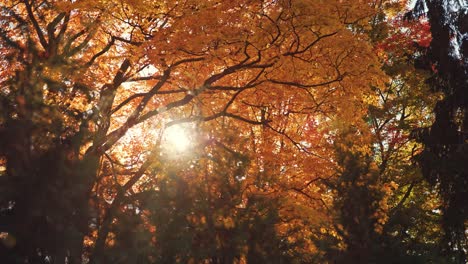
365, 2, 446, 262
0, 0, 384, 263
407, 1, 468, 261
312, 1, 459, 262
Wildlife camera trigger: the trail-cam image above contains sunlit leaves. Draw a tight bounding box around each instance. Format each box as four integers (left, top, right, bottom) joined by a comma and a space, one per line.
0, 0, 424, 262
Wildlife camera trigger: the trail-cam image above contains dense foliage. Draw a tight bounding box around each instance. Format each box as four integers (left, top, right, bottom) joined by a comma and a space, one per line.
0, 0, 466, 263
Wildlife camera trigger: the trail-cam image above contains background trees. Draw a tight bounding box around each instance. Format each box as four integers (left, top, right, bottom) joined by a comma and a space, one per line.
407, 0, 467, 261
0, 0, 466, 263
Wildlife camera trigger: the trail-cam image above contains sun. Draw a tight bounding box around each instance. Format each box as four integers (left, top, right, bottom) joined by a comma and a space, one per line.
162, 124, 193, 154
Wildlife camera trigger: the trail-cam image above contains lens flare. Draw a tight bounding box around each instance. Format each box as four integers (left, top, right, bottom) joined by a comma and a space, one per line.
162, 124, 192, 153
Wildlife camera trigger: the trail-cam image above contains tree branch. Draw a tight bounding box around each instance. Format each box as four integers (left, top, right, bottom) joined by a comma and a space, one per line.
23, 0, 48, 49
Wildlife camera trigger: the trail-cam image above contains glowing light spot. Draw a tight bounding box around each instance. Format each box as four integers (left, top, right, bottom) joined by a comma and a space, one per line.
162, 124, 192, 154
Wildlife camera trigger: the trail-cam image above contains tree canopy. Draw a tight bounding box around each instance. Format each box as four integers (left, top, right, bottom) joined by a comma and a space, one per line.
0, 0, 466, 263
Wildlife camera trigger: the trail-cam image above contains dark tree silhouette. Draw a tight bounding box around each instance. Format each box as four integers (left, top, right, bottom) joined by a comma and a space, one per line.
408, 0, 467, 261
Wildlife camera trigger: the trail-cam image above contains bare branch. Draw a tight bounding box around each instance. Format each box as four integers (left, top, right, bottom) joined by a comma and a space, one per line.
85, 36, 115, 67
284, 31, 338, 56
23, 0, 48, 49
268, 75, 344, 89
266, 123, 328, 161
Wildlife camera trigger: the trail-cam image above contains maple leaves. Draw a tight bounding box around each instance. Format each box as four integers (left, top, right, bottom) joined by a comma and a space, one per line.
1, 0, 458, 262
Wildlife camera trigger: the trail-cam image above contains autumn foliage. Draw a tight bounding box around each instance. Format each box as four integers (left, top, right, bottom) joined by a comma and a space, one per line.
0, 0, 466, 263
